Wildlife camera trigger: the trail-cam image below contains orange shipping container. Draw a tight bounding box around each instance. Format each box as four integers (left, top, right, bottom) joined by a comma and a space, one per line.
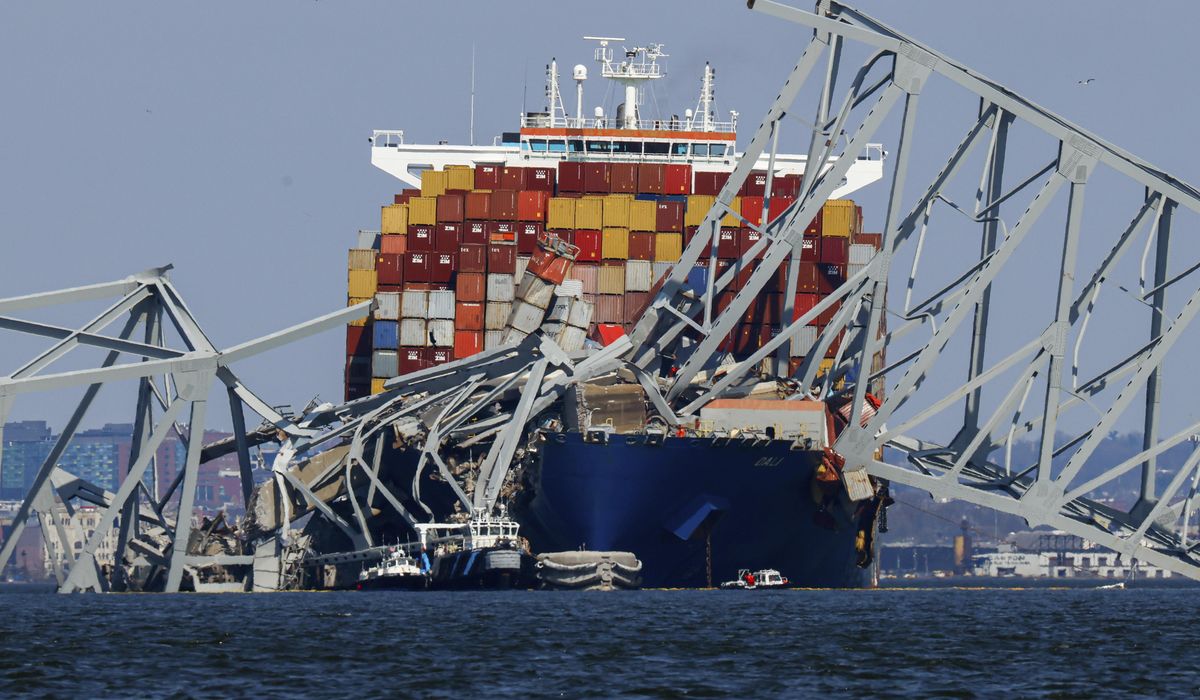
455, 301, 484, 331
517, 190, 549, 222
380, 234, 407, 255
454, 330, 484, 359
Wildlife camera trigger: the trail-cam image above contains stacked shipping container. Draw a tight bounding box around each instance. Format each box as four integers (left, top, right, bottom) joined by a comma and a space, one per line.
345, 162, 874, 399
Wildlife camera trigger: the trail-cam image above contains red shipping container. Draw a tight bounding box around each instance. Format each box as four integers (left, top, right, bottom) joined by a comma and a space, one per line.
380, 234, 407, 255
404, 251, 431, 283
490, 190, 519, 220
685, 225, 715, 258
517, 222, 542, 254
395, 188, 420, 205
740, 170, 769, 197
430, 251, 456, 284
456, 272, 486, 302
559, 162, 585, 193
407, 224, 434, 252
816, 298, 840, 326
714, 260, 739, 292
398, 347, 428, 374
458, 243, 487, 273
857, 232, 883, 250
739, 228, 764, 257
528, 247, 572, 285
693, 170, 729, 196
767, 195, 795, 223
584, 163, 610, 193
465, 191, 491, 220
742, 293, 782, 325
463, 221, 488, 244
436, 193, 464, 223
664, 164, 692, 195
628, 232, 655, 261
800, 235, 820, 262
637, 163, 666, 194
486, 221, 516, 242
624, 292, 650, 323
517, 190, 549, 222
425, 347, 452, 366
795, 262, 821, 293
819, 263, 846, 294
717, 228, 740, 260
610, 163, 638, 194
454, 330, 484, 359
740, 196, 764, 227
376, 253, 404, 286
501, 166, 527, 191
435, 223, 461, 253
527, 166, 556, 192
345, 379, 369, 401
820, 237, 848, 264
455, 301, 484, 331
774, 174, 802, 199
806, 214, 822, 236
654, 200, 684, 232
346, 326, 371, 355
783, 292, 822, 323
573, 229, 602, 262
474, 164, 502, 190
487, 242, 517, 274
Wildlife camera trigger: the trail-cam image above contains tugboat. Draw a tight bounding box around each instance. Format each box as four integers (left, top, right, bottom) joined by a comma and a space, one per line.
417, 513, 538, 590
720, 568, 791, 590
356, 546, 429, 591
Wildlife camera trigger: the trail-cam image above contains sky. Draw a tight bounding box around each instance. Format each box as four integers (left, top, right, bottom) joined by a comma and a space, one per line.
1, 0, 1198, 436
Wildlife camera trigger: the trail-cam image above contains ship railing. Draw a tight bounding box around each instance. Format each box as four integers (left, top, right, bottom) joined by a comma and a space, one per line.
520, 115, 737, 133
371, 130, 406, 146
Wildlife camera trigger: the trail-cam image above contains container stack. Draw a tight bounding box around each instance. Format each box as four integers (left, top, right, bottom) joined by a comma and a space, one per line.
345, 161, 871, 400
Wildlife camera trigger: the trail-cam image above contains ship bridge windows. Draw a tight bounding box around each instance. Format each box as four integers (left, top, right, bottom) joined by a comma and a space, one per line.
568, 139, 584, 152
586, 140, 613, 153
671, 143, 689, 156
644, 141, 669, 155
612, 141, 641, 154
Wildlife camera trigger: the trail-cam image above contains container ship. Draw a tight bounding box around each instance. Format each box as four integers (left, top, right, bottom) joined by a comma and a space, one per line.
340, 40, 888, 588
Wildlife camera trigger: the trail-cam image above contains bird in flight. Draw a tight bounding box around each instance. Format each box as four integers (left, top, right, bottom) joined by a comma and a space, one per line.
1077, 78, 1095, 85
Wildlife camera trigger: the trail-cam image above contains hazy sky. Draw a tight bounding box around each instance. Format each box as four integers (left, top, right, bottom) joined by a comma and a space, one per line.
1, 1, 1197, 434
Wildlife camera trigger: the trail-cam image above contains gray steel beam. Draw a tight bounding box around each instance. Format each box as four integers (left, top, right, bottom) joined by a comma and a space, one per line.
1140, 199, 1176, 510
165, 375, 213, 593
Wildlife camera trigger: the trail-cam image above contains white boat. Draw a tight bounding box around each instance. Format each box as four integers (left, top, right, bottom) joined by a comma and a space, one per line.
356, 547, 428, 591
720, 568, 791, 590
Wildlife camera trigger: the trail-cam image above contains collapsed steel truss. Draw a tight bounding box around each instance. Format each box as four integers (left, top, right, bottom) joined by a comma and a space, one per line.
629, 1, 1200, 578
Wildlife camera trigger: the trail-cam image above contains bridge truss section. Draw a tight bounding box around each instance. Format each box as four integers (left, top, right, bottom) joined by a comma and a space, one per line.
626, 1, 1200, 579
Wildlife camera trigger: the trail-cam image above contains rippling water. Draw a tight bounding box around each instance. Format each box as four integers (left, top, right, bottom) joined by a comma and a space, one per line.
2, 584, 1198, 698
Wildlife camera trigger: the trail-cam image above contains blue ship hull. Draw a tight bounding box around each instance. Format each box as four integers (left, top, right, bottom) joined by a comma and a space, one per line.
516, 433, 863, 589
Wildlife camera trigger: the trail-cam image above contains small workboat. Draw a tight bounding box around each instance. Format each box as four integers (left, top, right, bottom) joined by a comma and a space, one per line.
720, 568, 791, 590
356, 547, 429, 591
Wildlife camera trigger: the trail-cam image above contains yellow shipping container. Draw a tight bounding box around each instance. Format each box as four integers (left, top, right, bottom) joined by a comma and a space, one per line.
348, 270, 378, 299
547, 198, 576, 230
685, 195, 716, 227
654, 233, 683, 262
371, 377, 388, 395
822, 199, 856, 237
722, 196, 742, 228
597, 263, 626, 294
381, 204, 409, 234
602, 228, 630, 259
408, 196, 438, 225
347, 296, 372, 327
445, 165, 474, 191
420, 170, 448, 198
348, 248, 377, 271
576, 196, 604, 230
629, 200, 657, 232
603, 195, 632, 228
815, 358, 845, 390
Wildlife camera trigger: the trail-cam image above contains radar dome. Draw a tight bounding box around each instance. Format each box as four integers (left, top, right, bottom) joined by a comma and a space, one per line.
573, 64, 588, 81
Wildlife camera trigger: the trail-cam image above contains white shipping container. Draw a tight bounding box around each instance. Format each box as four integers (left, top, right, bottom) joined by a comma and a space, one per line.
555, 279, 584, 299
485, 302, 512, 331
848, 262, 867, 279
509, 300, 547, 334
487, 274, 515, 303
484, 330, 505, 350
428, 319, 455, 347
503, 327, 529, 346
515, 256, 531, 280
371, 349, 399, 378
567, 299, 594, 329
849, 243, 876, 265
399, 319, 428, 347
557, 325, 587, 352
541, 321, 565, 337
652, 262, 672, 285
356, 230, 380, 249
790, 324, 819, 358
516, 273, 556, 309
428, 290, 456, 319
625, 260, 653, 292
373, 292, 400, 320
401, 290, 429, 319
547, 296, 573, 323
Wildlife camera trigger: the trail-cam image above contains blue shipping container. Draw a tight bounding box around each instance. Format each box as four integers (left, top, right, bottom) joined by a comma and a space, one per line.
686, 265, 709, 296
373, 320, 399, 349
